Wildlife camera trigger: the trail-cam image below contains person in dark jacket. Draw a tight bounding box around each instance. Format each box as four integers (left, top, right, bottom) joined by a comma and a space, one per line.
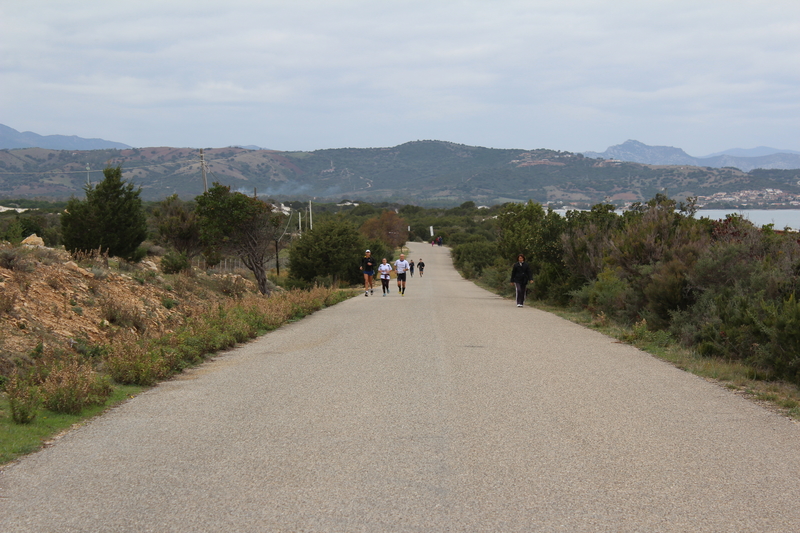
510, 254, 533, 307
360, 249, 377, 296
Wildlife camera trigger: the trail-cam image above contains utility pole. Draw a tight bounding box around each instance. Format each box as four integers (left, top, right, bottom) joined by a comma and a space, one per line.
86, 164, 90, 186
200, 148, 208, 193
309, 200, 313, 230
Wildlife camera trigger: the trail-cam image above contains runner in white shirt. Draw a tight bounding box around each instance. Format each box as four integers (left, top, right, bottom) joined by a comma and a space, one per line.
378, 258, 393, 296
394, 253, 410, 296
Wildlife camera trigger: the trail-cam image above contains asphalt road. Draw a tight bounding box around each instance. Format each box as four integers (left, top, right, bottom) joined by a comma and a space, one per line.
2, 242, 800, 532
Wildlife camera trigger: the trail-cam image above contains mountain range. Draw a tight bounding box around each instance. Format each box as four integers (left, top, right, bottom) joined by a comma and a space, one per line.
2, 141, 799, 207
2, 124, 800, 206
582, 140, 800, 172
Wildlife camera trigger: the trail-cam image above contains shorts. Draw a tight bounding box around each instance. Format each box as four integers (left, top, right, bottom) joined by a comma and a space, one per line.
363, 270, 374, 276
397, 273, 407, 282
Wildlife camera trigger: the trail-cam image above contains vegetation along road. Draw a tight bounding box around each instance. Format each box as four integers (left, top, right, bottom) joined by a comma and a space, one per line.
2, 242, 800, 531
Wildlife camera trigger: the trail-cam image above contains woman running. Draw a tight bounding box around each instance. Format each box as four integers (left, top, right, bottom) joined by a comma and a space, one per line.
378, 258, 393, 296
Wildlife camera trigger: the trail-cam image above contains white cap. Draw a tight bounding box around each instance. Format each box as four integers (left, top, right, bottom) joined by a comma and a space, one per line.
365, 249, 371, 253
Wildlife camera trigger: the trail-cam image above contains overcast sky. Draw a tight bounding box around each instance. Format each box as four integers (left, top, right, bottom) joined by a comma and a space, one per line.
2, 1, 798, 156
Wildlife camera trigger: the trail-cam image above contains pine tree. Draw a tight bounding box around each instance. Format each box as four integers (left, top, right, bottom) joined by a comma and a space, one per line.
61, 166, 147, 261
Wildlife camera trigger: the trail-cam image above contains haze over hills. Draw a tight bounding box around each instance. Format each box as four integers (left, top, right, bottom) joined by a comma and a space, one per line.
0, 123, 131, 151
582, 140, 800, 172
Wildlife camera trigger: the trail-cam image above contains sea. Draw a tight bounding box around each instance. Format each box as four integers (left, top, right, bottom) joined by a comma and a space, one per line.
554, 209, 800, 231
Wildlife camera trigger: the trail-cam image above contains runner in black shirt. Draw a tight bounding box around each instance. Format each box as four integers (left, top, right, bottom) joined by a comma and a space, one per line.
417, 259, 425, 277
360, 250, 377, 296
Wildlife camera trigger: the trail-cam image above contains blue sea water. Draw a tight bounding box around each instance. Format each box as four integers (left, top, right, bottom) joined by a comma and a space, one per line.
554, 208, 800, 231
695, 209, 800, 231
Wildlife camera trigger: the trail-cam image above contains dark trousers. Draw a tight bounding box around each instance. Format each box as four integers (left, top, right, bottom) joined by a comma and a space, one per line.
381, 278, 390, 293
514, 282, 527, 305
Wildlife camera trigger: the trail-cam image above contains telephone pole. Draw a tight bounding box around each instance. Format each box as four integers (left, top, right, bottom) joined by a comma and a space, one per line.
200, 149, 208, 193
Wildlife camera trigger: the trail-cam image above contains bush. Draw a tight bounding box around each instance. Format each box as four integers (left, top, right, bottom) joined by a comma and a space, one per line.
106, 335, 168, 386
6, 374, 40, 424
451, 241, 497, 277
571, 268, 636, 323
39, 357, 112, 414
160, 251, 190, 274
101, 298, 147, 331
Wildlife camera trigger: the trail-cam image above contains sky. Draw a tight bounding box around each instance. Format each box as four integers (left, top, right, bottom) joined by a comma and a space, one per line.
2, 1, 799, 156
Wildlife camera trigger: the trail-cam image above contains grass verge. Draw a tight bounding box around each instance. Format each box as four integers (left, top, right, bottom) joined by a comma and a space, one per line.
0, 384, 144, 465
1, 286, 354, 466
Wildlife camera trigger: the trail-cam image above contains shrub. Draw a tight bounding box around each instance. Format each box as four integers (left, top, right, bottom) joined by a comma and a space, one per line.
0, 247, 34, 272
160, 251, 190, 274
101, 298, 147, 331
105, 335, 167, 386
6, 374, 40, 424
0, 290, 17, 315
571, 268, 636, 323
39, 357, 112, 414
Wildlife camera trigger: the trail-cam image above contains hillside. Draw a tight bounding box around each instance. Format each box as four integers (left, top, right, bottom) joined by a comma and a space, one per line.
2, 141, 800, 206
0, 242, 256, 377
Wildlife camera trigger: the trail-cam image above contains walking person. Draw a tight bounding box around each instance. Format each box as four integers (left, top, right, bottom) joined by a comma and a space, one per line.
417, 259, 425, 277
378, 258, 393, 296
510, 254, 533, 307
394, 253, 411, 296
360, 249, 377, 296
409, 259, 415, 277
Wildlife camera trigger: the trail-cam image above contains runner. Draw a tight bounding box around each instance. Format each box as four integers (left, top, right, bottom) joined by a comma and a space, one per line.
417, 258, 425, 277
394, 253, 411, 296
409, 259, 415, 277
378, 258, 393, 296
360, 249, 376, 296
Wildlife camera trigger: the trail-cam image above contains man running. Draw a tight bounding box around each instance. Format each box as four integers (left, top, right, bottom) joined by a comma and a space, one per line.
394, 253, 410, 296
409, 259, 415, 277
360, 249, 376, 296
417, 258, 425, 277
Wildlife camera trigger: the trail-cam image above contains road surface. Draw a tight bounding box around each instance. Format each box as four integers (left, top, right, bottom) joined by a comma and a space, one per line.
2, 242, 800, 531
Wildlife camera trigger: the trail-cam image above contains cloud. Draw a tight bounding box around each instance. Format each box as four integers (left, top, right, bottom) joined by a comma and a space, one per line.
2, 0, 799, 154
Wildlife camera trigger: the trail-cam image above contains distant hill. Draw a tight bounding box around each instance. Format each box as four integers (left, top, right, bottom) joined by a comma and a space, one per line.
0, 123, 131, 150
583, 140, 800, 172
3, 141, 800, 206
701, 146, 800, 158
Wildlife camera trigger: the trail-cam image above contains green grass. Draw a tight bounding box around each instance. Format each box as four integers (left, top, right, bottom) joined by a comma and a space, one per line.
0, 384, 143, 465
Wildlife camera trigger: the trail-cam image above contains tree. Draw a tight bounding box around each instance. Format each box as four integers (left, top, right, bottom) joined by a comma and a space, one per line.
194, 184, 283, 295
61, 165, 147, 261
359, 210, 408, 250
289, 218, 365, 285
152, 194, 202, 258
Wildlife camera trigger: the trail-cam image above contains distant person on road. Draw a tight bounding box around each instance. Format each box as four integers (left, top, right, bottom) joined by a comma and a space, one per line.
360, 249, 377, 296
378, 258, 393, 296
437, 236, 443, 246
394, 253, 410, 295
417, 259, 425, 277
510, 254, 533, 307
409, 259, 415, 277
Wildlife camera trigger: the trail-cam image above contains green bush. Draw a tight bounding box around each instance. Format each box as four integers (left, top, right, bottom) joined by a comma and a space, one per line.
451, 241, 497, 277
571, 268, 636, 323
6, 374, 40, 424
39, 358, 112, 414
161, 251, 190, 274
